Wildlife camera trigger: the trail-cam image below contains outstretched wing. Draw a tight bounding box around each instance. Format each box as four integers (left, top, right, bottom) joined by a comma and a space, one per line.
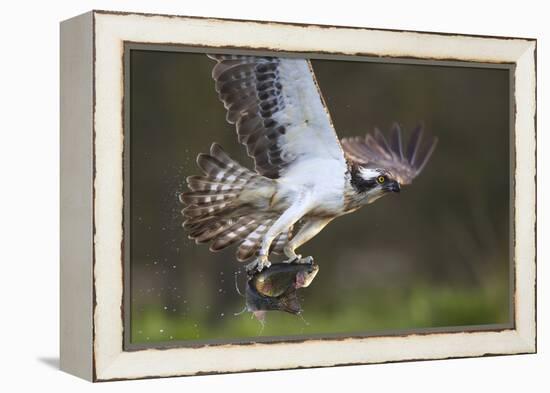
341, 124, 438, 185
208, 54, 346, 179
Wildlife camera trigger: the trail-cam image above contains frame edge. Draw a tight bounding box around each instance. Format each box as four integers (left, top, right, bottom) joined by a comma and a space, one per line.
91, 11, 538, 380
60, 11, 95, 382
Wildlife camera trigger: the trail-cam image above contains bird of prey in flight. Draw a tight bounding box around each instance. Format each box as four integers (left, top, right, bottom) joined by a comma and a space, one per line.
180, 54, 437, 272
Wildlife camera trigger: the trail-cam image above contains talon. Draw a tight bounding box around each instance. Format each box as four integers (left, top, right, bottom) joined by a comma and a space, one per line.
246, 255, 271, 273
283, 254, 302, 264
298, 256, 314, 265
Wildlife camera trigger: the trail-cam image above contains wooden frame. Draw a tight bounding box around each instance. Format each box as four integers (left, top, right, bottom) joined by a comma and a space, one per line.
60, 10, 536, 381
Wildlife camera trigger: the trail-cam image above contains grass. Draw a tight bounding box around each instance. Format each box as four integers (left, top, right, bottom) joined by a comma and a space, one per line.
130, 279, 509, 344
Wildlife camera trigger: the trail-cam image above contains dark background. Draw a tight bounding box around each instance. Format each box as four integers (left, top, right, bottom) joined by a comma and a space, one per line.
129, 49, 510, 344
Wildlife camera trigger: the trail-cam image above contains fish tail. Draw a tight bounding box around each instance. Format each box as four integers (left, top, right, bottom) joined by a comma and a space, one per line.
278, 289, 302, 315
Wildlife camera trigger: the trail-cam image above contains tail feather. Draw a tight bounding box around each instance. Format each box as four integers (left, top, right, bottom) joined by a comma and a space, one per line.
180, 143, 280, 260
182, 214, 218, 230
235, 218, 275, 261
190, 218, 235, 243
270, 229, 292, 254
210, 216, 258, 252
181, 202, 233, 219
180, 143, 261, 221
185, 176, 244, 192
179, 190, 239, 206
209, 142, 239, 166
196, 144, 255, 185
235, 224, 292, 260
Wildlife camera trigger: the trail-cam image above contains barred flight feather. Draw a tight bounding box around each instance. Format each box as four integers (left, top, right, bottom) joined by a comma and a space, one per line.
270, 228, 293, 254
178, 55, 438, 265
209, 215, 259, 252
236, 218, 275, 261
180, 143, 284, 261
191, 218, 236, 244
341, 123, 438, 185
207, 54, 346, 180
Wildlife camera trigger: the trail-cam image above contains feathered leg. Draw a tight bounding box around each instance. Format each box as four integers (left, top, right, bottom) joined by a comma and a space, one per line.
247, 191, 313, 272
283, 218, 333, 263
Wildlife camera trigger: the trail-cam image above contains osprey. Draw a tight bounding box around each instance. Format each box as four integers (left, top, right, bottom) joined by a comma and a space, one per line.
180, 54, 437, 272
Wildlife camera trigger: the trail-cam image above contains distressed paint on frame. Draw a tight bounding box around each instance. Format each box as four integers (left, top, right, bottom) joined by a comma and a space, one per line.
66, 10, 536, 381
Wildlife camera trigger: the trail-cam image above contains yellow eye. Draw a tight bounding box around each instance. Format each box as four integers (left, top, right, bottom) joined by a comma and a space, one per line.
377, 176, 386, 184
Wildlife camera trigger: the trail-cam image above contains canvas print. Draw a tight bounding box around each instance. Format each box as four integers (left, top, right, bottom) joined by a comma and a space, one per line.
127, 49, 511, 346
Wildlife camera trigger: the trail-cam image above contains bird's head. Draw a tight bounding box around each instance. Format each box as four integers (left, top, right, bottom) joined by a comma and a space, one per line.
350, 165, 400, 203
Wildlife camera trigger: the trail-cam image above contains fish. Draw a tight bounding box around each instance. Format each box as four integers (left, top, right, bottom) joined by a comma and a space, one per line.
250, 262, 319, 297
236, 261, 319, 322
245, 281, 302, 321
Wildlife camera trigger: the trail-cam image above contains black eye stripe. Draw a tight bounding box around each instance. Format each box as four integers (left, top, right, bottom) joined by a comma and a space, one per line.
350, 165, 394, 193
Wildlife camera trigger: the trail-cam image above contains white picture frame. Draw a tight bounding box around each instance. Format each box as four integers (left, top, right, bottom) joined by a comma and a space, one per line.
60, 10, 536, 381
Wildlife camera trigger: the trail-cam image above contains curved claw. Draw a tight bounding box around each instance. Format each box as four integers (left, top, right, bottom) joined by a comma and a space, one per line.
300, 256, 314, 265
283, 254, 302, 264
287, 255, 314, 265
246, 255, 271, 273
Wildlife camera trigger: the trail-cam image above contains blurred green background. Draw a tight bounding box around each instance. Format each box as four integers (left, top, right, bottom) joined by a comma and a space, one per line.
129, 50, 511, 345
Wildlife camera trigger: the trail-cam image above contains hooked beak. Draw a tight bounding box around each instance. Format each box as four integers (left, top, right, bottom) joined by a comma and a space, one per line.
385, 180, 400, 193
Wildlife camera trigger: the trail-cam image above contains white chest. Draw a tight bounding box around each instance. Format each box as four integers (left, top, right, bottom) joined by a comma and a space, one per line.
273, 158, 348, 215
